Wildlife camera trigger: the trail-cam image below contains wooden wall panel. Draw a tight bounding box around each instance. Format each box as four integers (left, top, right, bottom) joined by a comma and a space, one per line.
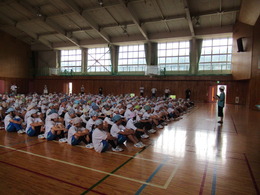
232, 22, 253, 80
249, 16, 260, 108
32, 75, 249, 105
0, 31, 31, 78
0, 77, 29, 94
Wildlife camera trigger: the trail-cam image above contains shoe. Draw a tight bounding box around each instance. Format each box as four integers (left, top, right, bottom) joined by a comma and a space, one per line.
17, 129, 26, 134
218, 121, 223, 124
138, 142, 146, 147
141, 134, 149, 139
59, 138, 67, 143
134, 143, 145, 148
157, 125, 164, 129
148, 129, 156, 134
112, 146, 123, 152
85, 143, 94, 149
38, 134, 45, 139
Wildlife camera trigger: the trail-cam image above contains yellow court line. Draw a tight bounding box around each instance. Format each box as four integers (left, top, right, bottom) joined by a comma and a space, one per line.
163, 162, 180, 189
0, 144, 166, 189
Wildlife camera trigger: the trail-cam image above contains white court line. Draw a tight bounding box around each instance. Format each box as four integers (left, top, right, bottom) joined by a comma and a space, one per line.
74, 144, 177, 166
0, 144, 168, 189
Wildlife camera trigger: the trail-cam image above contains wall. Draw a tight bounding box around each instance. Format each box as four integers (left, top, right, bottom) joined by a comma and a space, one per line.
249, 16, 260, 108
0, 31, 31, 93
32, 75, 248, 105
0, 31, 31, 78
232, 22, 253, 80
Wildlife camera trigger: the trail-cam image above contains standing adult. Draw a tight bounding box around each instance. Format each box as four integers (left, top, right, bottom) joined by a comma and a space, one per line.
99, 87, 103, 96
139, 86, 144, 97
215, 86, 225, 124
164, 88, 170, 98
151, 87, 157, 98
43, 85, 48, 95
10, 84, 18, 95
80, 85, 85, 95
185, 89, 191, 99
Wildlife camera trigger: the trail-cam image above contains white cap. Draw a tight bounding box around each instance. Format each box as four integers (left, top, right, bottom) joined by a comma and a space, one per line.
219, 86, 225, 90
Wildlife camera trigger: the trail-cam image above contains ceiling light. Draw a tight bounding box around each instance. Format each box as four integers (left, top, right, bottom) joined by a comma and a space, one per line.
98, 0, 103, 6
194, 16, 200, 27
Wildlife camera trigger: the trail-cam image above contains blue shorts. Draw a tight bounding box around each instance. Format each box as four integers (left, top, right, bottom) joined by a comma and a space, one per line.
6, 122, 22, 132
118, 134, 127, 144
101, 140, 109, 153
27, 127, 36, 137
71, 136, 80, 146
47, 131, 57, 141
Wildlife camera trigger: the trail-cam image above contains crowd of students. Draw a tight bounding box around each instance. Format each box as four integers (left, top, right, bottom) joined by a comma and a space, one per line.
0, 93, 194, 153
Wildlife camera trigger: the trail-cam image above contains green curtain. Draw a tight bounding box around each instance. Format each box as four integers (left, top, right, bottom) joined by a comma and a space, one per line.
151, 42, 158, 65
109, 45, 119, 74
144, 42, 158, 65
196, 39, 203, 70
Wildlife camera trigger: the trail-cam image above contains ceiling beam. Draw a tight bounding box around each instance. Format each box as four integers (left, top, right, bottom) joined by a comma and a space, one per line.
151, 0, 171, 32
0, 12, 52, 48
119, 0, 149, 41
239, 0, 260, 26
16, 0, 80, 47
59, 0, 111, 43
183, 0, 195, 37
45, 25, 233, 50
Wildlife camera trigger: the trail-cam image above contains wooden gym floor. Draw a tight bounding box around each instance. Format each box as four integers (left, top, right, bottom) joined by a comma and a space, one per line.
0, 103, 259, 195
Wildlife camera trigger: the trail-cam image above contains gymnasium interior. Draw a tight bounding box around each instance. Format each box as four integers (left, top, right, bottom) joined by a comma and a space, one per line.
0, 0, 260, 194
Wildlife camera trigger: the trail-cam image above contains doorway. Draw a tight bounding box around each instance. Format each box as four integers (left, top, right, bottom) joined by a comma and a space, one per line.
208, 85, 227, 103
64, 82, 73, 95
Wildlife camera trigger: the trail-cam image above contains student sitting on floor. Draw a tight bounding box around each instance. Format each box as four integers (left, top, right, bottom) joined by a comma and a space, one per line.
85, 110, 99, 149
140, 105, 156, 134
4, 107, 25, 134
26, 109, 44, 137
126, 112, 149, 139
44, 113, 66, 141
92, 119, 123, 152
64, 108, 76, 130
67, 117, 89, 146
110, 114, 145, 148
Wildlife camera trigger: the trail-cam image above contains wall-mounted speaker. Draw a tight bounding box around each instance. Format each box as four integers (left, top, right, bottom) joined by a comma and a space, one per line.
237, 37, 245, 52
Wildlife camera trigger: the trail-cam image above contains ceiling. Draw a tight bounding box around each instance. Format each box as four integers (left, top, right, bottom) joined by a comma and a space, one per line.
0, 0, 248, 50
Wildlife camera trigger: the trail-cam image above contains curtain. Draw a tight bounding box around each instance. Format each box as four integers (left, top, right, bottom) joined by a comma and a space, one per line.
109, 45, 119, 74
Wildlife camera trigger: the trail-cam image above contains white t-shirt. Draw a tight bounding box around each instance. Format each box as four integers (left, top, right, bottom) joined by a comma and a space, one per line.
142, 112, 152, 120
110, 124, 125, 138
67, 126, 85, 145
80, 114, 89, 124
26, 117, 42, 132
165, 89, 170, 93
10, 85, 17, 91
126, 119, 137, 131
41, 105, 48, 114
92, 128, 108, 153
104, 117, 114, 125
124, 109, 133, 120
140, 87, 144, 93
4, 114, 12, 130
151, 88, 157, 93
44, 120, 55, 138
86, 118, 95, 131
64, 112, 73, 128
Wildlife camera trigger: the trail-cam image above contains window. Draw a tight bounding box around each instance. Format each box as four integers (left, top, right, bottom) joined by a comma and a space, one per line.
60, 50, 82, 72
199, 38, 233, 72
158, 41, 190, 71
87, 47, 111, 72
118, 44, 146, 72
